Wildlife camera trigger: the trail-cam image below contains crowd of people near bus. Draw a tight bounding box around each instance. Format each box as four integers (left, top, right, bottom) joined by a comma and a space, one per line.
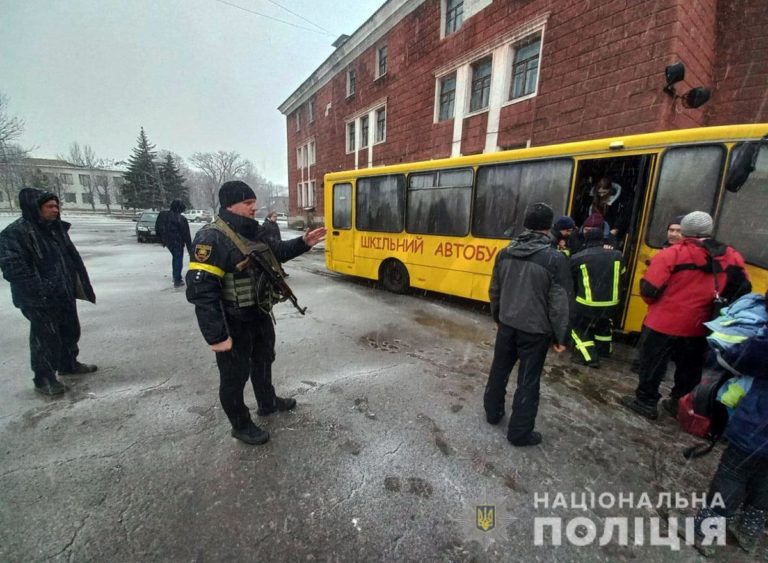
485, 189, 766, 557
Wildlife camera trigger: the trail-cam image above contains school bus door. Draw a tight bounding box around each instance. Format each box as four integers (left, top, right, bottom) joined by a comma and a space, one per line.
329, 182, 355, 265
570, 153, 657, 332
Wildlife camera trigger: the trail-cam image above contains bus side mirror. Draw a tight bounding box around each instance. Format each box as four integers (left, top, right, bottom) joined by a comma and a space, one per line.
725, 136, 767, 193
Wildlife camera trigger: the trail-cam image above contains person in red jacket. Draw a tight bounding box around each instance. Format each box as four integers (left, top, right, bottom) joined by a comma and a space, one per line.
621, 211, 751, 420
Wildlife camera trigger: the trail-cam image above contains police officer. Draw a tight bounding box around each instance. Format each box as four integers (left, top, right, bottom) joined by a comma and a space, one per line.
186, 181, 326, 445
569, 213, 623, 368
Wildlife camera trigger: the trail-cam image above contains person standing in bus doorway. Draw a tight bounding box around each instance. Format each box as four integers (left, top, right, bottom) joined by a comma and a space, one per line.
484, 202, 572, 447
185, 181, 326, 445
569, 214, 623, 368
621, 211, 751, 420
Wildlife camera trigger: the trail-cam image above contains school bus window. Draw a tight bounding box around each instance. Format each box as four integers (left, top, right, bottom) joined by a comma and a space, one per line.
472, 159, 572, 239
356, 174, 405, 233
332, 183, 352, 229
646, 145, 723, 248
715, 144, 768, 268
406, 168, 473, 236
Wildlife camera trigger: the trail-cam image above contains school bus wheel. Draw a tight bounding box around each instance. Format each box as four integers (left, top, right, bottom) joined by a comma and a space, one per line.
380, 259, 410, 294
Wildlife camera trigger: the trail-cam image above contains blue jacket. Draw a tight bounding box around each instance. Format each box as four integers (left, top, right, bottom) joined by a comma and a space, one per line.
722, 334, 768, 457
705, 293, 768, 352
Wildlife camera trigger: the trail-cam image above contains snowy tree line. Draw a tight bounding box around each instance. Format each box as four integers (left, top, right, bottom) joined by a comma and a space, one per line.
0, 93, 286, 214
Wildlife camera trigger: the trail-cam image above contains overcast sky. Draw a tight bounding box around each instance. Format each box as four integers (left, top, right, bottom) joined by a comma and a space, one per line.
0, 0, 384, 185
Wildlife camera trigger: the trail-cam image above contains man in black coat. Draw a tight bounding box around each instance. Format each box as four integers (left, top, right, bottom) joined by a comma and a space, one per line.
0, 188, 97, 396
186, 181, 326, 445
484, 202, 571, 447
156, 199, 193, 287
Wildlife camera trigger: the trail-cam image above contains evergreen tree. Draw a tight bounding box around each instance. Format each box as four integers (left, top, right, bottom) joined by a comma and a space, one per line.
121, 128, 162, 209
158, 153, 189, 206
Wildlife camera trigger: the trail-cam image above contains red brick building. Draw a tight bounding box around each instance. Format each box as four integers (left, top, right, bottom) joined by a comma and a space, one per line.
278, 0, 768, 226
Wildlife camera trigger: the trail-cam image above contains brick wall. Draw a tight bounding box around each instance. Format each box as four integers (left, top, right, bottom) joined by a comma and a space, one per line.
284, 0, 762, 221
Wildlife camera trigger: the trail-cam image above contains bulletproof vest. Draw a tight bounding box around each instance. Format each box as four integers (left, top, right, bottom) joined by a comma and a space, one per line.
207, 219, 284, 313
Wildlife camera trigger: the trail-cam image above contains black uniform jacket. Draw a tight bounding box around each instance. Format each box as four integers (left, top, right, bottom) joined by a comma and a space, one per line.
185, 208, 309, 345
570, 235, 624, 318
0, 188, 95, 309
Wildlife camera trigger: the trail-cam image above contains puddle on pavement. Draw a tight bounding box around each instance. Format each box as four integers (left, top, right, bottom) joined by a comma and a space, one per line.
412, 310, 488, 343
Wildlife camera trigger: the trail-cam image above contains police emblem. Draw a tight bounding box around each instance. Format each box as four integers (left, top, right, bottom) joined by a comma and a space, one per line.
475, 505, 495, 532
194, 244, 212, 262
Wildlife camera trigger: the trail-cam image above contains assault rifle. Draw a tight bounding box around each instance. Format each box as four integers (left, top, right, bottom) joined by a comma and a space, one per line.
235, 251, 306, 315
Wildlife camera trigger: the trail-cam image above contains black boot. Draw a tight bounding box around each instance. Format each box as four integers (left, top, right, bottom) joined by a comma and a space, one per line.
257, 396, 297, 416
34, 378, 68, 396
231, 422, 270, 445
733, 505, 765, 554
620, 395, 658, 420
508, 431, 542, 447
59, 362, 98, 375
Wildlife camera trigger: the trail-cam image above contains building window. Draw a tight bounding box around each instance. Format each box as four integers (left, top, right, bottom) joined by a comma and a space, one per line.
0, 191, 4, 201
98, 193, 109, 204
309, 180, 316, 207
64, 192, 77, 203
82, 192, 93, 204
510, 34, 542, 100
438, 73, 456, 121
445, 0, 464, 35
296, 147, 303, 170
376, 45, 388, 78
308, 140, 316, 165
60, 173, 73, 184
375, 107, 386, 143
469, 57, 492, 112
95, 175, 108, 185
297, 183, 303, 207
347, 121, 356, 153
296, 109, 301, 132
79, 174, 91, 186
308, 99, 314, 123
346, 68, 356, 97
360, 116, 369, 148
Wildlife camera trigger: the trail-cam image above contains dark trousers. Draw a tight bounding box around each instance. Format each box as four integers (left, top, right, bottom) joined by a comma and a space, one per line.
21, 303, 81, 385
484, 324, 550, 442
168, 244, 183, 284
707, 444, 768, 516
635, 327, 708, 405
215, 314, 277, 429
571, 315, 613, 362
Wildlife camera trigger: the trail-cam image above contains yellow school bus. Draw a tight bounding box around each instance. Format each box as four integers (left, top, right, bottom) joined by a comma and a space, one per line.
324, 124, 768, 333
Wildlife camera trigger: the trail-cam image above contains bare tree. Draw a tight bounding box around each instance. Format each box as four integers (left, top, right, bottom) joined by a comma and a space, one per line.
0, 94, 28, 210
67, 142, 104, 211
189, 151, 249, 211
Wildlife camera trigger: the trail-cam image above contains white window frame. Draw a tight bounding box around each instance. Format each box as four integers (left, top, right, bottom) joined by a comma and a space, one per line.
376, 45, 388, 79
467, 56, 493, 115
360, 115, 369, 148
442, 0, 464, 37
435, 72, 457, 122
346, 68, 356, 97
506, 32, 543, 104
295, 109, 301, 132
308, 98, 314, 123
375, 107, 386, 144
346, 121, 356, 153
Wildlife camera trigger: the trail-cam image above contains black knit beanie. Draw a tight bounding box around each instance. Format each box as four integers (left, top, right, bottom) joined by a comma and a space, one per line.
219, 181, 256, 209
523, 202, 554, 231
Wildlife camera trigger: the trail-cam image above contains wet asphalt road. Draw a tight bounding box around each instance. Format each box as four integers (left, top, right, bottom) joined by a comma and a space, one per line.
0, 214, 750, 562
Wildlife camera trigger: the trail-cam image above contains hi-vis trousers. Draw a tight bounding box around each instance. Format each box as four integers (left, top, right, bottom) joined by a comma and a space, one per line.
571, 315, 613, 363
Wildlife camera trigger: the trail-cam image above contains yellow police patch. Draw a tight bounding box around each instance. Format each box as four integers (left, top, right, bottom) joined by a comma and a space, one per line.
194, 244, 212, 262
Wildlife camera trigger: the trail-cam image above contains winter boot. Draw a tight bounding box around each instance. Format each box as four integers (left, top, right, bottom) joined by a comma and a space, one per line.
620, 395, 658, 420
59, 362, 98, 375
34, 379, 68, 396
257, 396, 297, 416
231, 422, 270, 445
733, 505, 765, 555
688, 507, 726, 558
508, 431, 542, 447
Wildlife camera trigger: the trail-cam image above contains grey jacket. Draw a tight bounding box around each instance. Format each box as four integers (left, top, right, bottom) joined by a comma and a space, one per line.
489, 231, 572, 344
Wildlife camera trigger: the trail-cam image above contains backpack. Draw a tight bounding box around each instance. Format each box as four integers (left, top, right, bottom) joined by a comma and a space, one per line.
677, 355, 732, 459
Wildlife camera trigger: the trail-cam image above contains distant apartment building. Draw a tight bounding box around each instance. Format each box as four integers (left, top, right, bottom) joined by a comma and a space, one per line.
278, 0, 767, 225
0, 158, 126, 212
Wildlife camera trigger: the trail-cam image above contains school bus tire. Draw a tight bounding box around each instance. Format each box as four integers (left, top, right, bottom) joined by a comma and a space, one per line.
380, 259, 410, 294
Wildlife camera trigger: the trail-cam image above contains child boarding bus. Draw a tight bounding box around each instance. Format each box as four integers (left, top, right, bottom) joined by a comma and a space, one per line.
324, 124, 768, 333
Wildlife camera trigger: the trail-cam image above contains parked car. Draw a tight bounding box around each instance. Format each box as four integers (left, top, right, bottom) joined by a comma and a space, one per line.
276, 212, 288, 220
182, 209, 212, 223
136, 211, 160, 243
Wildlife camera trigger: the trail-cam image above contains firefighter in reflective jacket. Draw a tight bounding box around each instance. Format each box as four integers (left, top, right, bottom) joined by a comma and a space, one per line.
185, 181, 326, 445
569, 214, 623, 368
